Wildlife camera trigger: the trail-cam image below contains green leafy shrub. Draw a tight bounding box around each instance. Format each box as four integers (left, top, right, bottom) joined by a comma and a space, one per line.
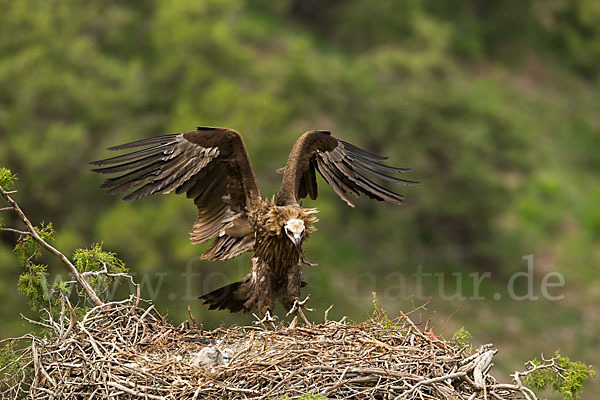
0, 168, 16, 189
14, 222, 55, 311
0, 168, 17, 229
12, 220, 128, 311
524, 351, 595, 400
73, 243, 128, 299
452, 326, 472, 347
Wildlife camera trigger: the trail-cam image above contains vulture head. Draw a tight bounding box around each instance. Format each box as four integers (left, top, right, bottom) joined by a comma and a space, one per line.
284, 218, 305, 248
265, 204, 318, 246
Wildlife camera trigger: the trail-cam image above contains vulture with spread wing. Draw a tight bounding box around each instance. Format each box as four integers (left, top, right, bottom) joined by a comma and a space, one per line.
92, 127, 417, 320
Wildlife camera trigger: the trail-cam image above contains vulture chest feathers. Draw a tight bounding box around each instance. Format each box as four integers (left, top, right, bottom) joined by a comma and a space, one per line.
242, 202, 318, 315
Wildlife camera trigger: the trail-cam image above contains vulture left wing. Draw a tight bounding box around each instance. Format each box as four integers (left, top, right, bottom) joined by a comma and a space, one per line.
276, 130, 417, 207
91, 127, 261, 261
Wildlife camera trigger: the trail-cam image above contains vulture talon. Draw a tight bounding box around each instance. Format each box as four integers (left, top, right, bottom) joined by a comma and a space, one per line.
287, 296, 313, 325
286, 295, 314, 317
253, 310, 278, 325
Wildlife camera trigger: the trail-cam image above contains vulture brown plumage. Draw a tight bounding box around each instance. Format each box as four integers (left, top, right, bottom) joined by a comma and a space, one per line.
91, 127, 417, 319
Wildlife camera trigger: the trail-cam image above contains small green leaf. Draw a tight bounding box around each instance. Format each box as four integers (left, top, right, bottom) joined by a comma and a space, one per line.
73, 243, 127, 274
452, 327, 472, 346
17, 264, 50, 311
0, 167, 17, 189
73, 243, 128, 298
0, 341, 23, 377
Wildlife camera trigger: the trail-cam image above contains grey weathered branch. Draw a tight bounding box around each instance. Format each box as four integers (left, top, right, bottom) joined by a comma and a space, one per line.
0, 184, 103, 307
490, 355, 561, 400
0, 227, 31, 235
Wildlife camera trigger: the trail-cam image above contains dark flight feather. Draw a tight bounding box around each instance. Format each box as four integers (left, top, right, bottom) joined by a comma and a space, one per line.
106, 134, 178, 151
346, 151, 412, 173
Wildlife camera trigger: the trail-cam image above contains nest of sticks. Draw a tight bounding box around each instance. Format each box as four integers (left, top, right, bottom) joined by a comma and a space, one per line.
1, 168, 558, 399
1, 296, 539, 400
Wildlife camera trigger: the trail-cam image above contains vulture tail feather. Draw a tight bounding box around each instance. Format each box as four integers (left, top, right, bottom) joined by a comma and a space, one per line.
199, 281, 249, 313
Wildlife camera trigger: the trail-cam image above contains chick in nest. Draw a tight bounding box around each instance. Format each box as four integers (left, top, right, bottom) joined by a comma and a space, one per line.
190, 346, 235, 368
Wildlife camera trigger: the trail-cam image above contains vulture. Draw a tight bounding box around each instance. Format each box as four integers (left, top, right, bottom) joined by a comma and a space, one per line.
91, 127, 417, 320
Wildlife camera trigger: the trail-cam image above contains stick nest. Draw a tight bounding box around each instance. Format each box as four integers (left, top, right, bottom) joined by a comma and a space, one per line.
2, 298, 532, 399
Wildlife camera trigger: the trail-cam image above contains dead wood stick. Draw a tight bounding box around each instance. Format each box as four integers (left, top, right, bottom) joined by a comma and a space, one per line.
394, 371, 467, 399
0, 227, 30, 235
399, 310, 429, 340
105, 381, 166, 400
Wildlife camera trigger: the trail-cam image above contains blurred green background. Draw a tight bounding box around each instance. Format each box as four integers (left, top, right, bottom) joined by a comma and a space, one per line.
0, 0, 598, 397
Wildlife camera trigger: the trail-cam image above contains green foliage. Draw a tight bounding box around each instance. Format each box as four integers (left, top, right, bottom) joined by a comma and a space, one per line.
13, 222, 53, 264
551, 0, 600, 78
0, 167, 16, 229
524, 351, 595, 400
17, 263, 50, 312
0, 341, 22, 379
452, 327, 472, 347
0, 167, 16, 189
370, 292, 403, 334
14, 223, 55, 311
73, 243, 127, 274
371, 291, 389, 321
0, 340, 30, 393
12, 217, 128, 310
73, 243, 128, 301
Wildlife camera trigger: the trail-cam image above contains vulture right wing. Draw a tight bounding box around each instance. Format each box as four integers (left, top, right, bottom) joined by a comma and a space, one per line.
276, 130, 417, 207
91, 127, 260, 261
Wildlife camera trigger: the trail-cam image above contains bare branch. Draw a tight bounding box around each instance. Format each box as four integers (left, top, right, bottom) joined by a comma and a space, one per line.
0, 227, 30, 235
0, 184, 103, 307
324, 304, 334, 323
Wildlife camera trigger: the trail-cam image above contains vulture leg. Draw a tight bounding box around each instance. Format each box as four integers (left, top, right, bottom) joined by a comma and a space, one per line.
282, 262, 303, 310
245, 258, 275, 318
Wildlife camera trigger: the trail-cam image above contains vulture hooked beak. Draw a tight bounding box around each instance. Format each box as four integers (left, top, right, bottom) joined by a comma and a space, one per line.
292, 233, 302, 248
